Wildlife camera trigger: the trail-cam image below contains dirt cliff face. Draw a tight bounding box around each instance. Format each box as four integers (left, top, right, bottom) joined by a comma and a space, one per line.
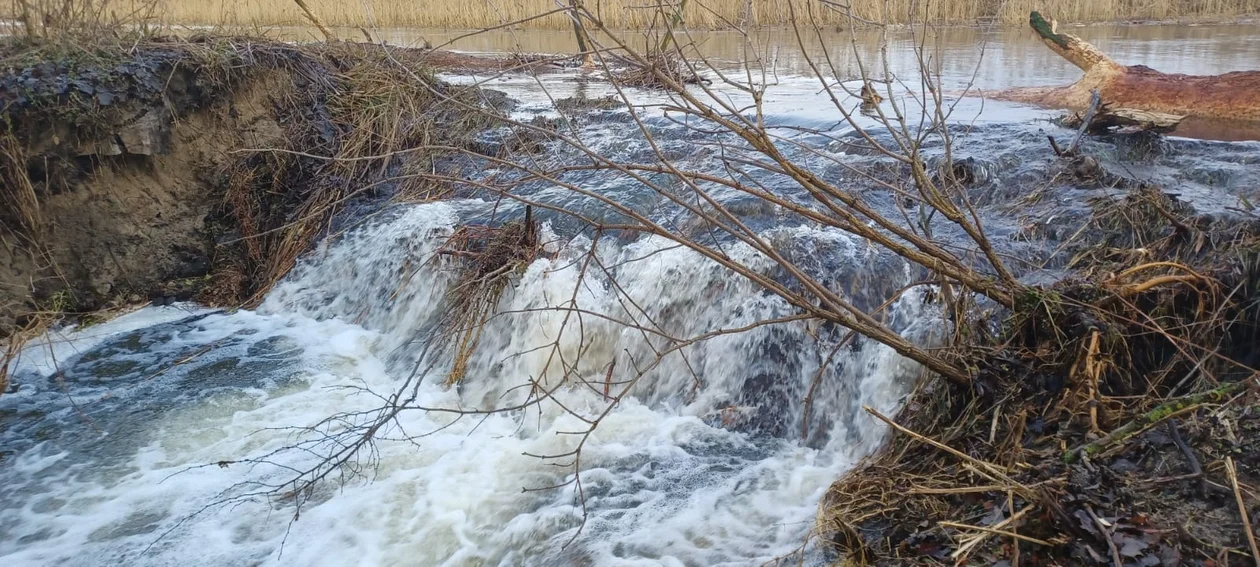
0, 38, 496, 336
1, 71, 289, 325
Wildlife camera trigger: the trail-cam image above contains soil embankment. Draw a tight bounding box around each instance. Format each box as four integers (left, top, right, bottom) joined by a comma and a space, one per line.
0, 37, 500, 338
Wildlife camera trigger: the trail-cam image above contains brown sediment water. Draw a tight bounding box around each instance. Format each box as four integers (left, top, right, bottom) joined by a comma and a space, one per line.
259, 23, 1260, 82
259, 23, 1260, 139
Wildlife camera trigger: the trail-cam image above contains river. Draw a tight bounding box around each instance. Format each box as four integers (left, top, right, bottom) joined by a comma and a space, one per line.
3, 23, 1260, 566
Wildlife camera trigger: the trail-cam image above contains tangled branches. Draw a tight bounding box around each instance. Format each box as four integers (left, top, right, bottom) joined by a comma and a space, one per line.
822, 181, 1260, 564
130, 1, 1260, 562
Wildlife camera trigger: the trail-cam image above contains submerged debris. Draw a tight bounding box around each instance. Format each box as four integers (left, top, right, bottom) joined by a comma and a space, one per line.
554, 93, 623, 114
1062, 106, 1185, 134
613, 53, 710, 88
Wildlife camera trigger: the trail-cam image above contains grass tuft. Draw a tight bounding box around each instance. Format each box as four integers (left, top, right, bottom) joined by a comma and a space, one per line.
435, 207, 541, 385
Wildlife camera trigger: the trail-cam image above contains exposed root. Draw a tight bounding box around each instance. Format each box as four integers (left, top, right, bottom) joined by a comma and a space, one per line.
0, 312, 55, 395
0, 135, 42, 239
214, 41, 493, 306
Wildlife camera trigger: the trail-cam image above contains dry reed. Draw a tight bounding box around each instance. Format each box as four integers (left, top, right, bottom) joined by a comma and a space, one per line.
435, 207, 540, 385
215, 41, 490, 304
96, 0, 1260, 30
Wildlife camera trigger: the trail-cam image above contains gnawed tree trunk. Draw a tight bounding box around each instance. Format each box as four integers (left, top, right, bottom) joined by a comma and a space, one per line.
994, 12, 1260, 122
292, 0, 335, 41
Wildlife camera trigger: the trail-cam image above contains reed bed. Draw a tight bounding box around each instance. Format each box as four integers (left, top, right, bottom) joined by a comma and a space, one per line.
103, 0, 1260, 29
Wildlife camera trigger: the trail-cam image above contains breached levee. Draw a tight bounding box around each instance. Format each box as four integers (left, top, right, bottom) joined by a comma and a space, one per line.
994, 11, 1260, 123
0, 37, 500, 344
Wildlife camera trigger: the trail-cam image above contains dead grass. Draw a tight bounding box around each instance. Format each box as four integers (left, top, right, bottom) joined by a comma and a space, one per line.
0, 35, 499, 391
206, 39, 496, 304
435, 207, 541, 385
72, 0, 1260, 30
0, 312, 53, 394
0, 134, 42, 241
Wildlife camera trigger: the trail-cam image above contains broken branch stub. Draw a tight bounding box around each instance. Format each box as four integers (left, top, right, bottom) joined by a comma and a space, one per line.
1029, 11, 1116, 73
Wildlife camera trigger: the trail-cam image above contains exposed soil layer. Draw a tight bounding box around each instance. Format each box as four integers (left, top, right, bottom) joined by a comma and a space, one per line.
0, 37, 499, 337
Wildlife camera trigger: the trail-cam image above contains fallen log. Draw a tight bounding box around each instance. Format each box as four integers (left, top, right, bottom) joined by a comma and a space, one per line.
994, 12, 1260, 122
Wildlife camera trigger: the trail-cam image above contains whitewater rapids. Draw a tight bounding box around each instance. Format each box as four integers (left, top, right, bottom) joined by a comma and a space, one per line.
1, 199, 935, 566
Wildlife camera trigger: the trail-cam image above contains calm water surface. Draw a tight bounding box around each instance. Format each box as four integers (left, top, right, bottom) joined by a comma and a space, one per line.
259, 22, 1260, 139
271, 23, 1260, 84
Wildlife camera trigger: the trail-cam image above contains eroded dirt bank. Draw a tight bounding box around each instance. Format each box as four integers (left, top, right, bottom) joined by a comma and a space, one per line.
0, 37, 500, 337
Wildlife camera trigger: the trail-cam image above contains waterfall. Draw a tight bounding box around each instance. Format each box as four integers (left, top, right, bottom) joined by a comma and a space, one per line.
0, 196, 933, 566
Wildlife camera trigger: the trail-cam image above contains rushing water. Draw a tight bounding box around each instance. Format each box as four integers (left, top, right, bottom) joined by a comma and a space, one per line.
0, 205, 934, 565
4, 23, 1260, 567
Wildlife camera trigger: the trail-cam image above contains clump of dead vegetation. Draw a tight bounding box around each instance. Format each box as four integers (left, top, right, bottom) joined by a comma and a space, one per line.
211, 40, 499, 304
821, 179, 1260, 565
435, 206, 542, 385
613, 52, 710, 88
554, 92, 623, 114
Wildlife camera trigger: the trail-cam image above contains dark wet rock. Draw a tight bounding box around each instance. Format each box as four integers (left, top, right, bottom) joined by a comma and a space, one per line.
927, 156, 995, 187
1074, 154, 1103, 179
478, 88, 516, 114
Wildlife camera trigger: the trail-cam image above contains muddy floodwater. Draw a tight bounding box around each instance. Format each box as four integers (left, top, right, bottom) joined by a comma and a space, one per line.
3, 22, 1260, 567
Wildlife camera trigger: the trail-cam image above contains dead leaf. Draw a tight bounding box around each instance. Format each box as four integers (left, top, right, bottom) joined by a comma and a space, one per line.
1076, 509, 1100, 536
1116, 533, 1148, 557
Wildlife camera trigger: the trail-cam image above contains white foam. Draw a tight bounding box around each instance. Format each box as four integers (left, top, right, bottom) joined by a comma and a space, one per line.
5, 304, 211, 379
2, 202, 929, 566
